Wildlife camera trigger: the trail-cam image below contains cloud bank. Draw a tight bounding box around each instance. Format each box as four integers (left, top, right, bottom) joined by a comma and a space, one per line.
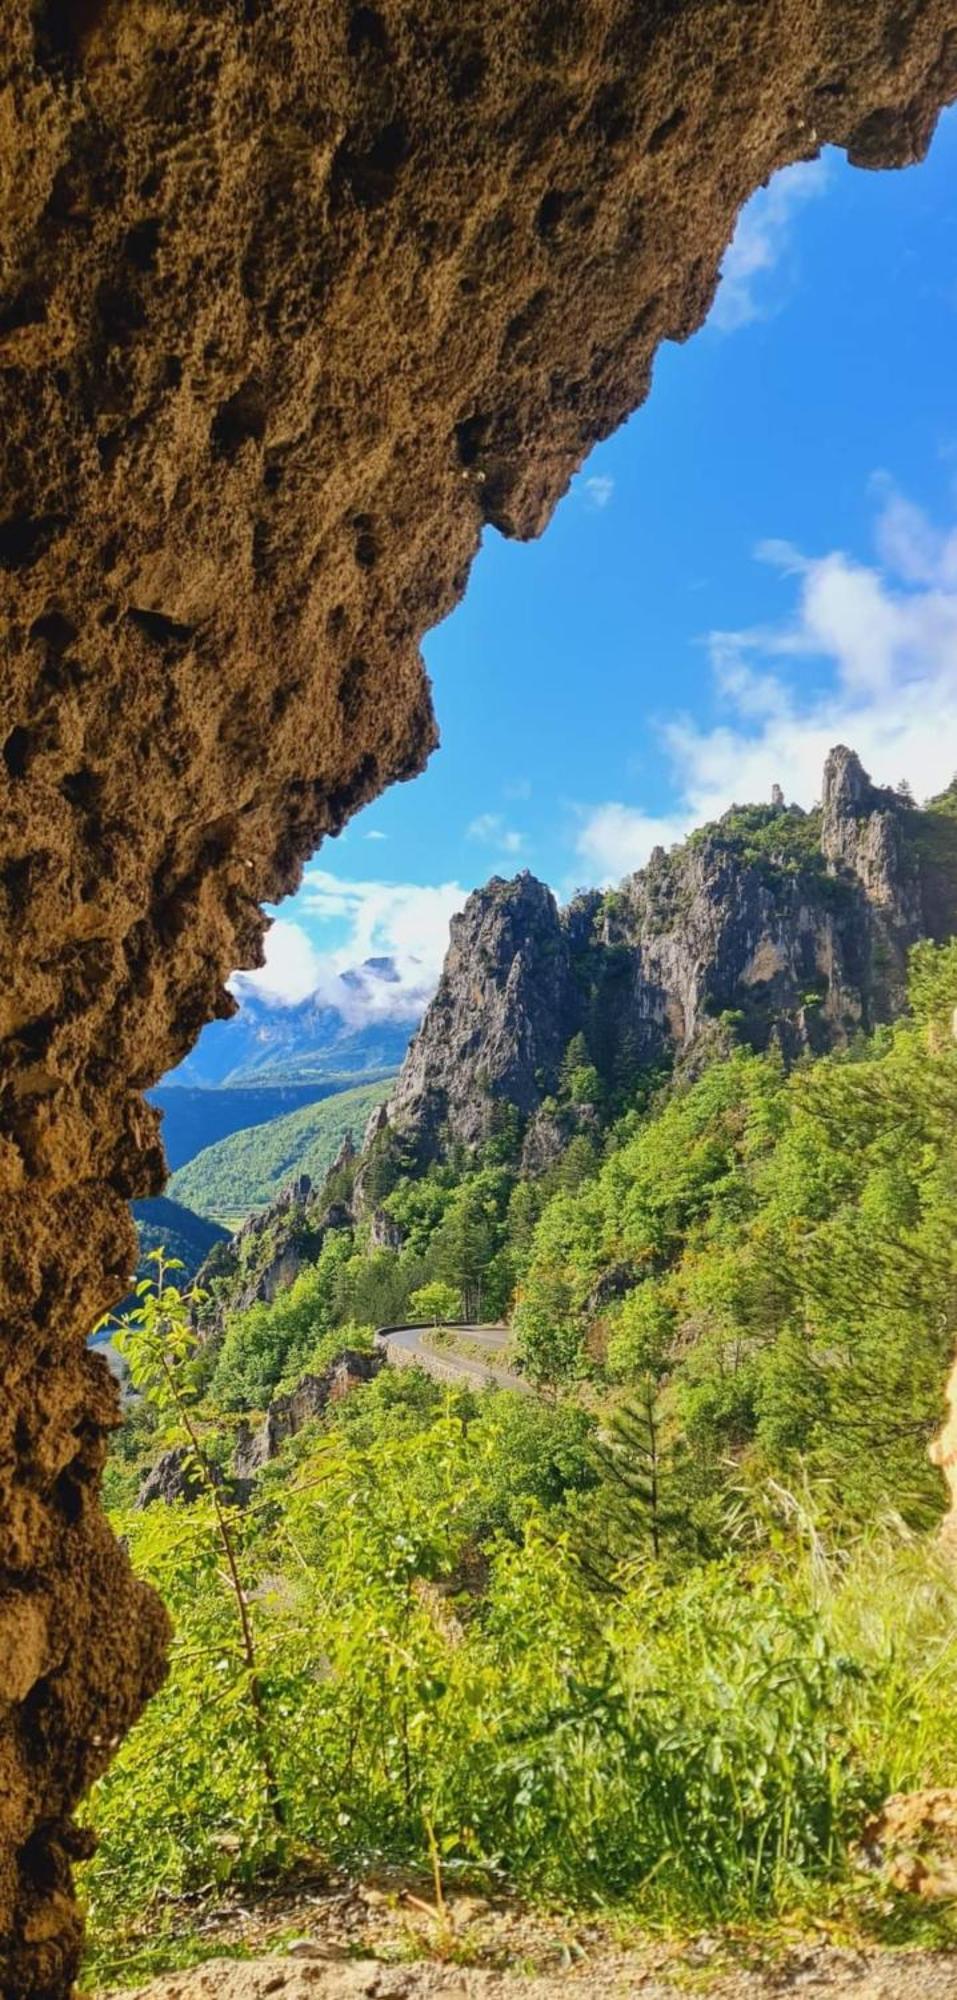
233, 872, 468, 1021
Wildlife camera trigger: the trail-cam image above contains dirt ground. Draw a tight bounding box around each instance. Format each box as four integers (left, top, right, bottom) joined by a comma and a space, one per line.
95, 1866, 957, 2000
112, 1944, 957, 2000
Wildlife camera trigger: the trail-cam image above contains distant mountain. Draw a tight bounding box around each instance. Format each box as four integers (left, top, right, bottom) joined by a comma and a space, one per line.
169, 1076, 391, 1225
132, 1196, 231, 1280
164, 959, 413, 1088
150, 1077, 397, 1172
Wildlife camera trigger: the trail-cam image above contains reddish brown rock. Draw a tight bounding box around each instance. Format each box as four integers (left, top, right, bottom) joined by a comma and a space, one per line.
1, 3, 956, 1991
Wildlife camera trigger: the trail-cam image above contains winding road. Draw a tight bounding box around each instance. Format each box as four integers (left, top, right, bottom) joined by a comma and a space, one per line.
375, 1322, 530, 1394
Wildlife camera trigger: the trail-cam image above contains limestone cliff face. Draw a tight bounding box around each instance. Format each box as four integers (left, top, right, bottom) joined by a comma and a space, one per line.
2, 1, 956, 1987
384, 751, 956, 1163
388, 874, 578, 1152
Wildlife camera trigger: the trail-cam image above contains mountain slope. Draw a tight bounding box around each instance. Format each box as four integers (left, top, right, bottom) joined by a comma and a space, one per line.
150, 1077, 396, 1171
170, 1077, 391, 1224
132, 1196, 231, 1279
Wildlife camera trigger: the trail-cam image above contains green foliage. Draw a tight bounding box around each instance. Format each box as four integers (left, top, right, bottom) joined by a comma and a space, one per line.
169, 1079, 392, 1224
85, 1371, 957, 1978
132, 1197, 229, 1283
517, 940, 957, 1530
694, 802, 827, 877
84, 942, 957, 1985
208, 1233, 357, 1410
100, 1259, 289, 1856
513, 1266, 585, 1388
408, 1279, 463, 1325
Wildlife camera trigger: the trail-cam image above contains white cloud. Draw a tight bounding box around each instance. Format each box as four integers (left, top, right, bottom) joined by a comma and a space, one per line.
710, 158, 829, 332
234, 872, 468, 1023
467, 811, 525, 855
583, 474, 615, 510
576, 484, 957, 883
234, 918, 327, 1007
364, 828, 388, 840
575, 803, 692, 880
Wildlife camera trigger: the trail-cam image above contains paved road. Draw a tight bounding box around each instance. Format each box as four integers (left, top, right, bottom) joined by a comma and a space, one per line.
376, 1322, 530, 1394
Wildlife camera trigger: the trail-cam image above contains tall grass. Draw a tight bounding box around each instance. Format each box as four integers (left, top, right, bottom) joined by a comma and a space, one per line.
82, 1428, 957, 1980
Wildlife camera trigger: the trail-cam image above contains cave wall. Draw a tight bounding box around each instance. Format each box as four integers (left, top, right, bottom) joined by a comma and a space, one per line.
1, 1, 955, 1991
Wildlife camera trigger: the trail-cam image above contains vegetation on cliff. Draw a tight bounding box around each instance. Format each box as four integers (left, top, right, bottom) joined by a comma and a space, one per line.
169, 1078, 393, 1226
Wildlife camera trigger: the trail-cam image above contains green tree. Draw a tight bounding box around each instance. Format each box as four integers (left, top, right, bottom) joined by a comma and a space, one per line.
408, 1280, 463, 1326
103, 1255, 287, 1829
592, 1375, 680, 1565
513, 1268, 584, 1390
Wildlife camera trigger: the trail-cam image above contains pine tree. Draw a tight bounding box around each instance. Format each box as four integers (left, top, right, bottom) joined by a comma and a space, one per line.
593, 1374, 679, 1563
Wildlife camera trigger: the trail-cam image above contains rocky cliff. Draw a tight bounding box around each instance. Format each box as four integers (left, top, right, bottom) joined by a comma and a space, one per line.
383, 750, 957, 1167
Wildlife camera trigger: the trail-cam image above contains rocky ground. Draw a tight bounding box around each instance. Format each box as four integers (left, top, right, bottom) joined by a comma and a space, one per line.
89, 1865, 957, 2000
109, 1946, 957, 2000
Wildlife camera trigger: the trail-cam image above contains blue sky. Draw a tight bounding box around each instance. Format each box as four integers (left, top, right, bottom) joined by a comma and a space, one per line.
240, 110, 957, 1023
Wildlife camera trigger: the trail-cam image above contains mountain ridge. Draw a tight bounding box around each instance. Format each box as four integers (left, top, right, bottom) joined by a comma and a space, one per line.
166, 960, 413, 1090
378, 748, 957, 1176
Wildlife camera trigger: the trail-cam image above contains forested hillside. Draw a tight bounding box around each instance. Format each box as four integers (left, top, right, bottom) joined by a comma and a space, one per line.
149, 1079, 380, 1172
131, 1196, 229, 1282
169, 1076, 392, 1225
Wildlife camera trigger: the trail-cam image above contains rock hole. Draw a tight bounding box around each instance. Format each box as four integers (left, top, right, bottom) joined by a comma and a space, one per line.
0, 514, 66, 571
647, 105, 687, 153
455, 412, 489, 468
448, 43, 487, 104
0, 288, 47, 338
32, 0, 109, 70
15, 1014, 56, 1060
2, 856, 33, 911
347, 5, 388, 58
96, 281, 147, 346
536, 189, 569, 239
17, 1827, 59, 1892
592, 80, 631, 148
330, 117, 410, 213
29, 611, 77, 654
52, 1470, 83, 1526
338, 654, 369, 724
353, 514, 378, 570
123, 219, 161, 273
210, 378, 266, 461
3, 728, 31, 780
126, 607, 195, 648
263, 448, 286, 494
96, 430, 124, 472
60, 767, 100, 811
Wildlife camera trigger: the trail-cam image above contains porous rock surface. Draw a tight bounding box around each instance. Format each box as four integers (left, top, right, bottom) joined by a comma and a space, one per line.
1, 3, 956, 1992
